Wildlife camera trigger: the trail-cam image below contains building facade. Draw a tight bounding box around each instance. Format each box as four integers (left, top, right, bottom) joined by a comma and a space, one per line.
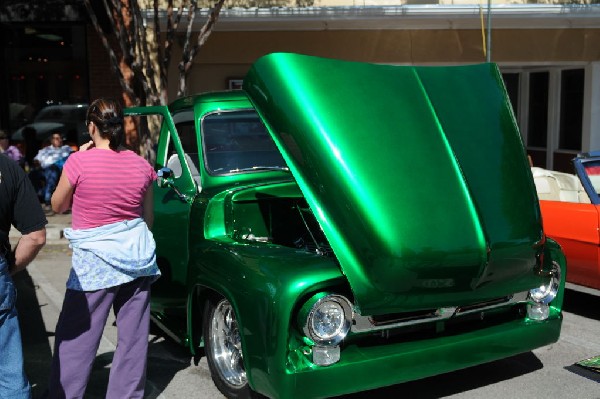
1, 1, 599, 171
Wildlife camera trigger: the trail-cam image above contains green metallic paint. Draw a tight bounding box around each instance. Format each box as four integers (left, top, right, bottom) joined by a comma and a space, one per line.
244, 53, 543, 315
125, 53, 566, 399
274, 318, 562, 399
189, 182, 565, 399
203, 180, 297, 240
203, 190, 229, 239
125, 106, 196, 307
185, 235, 346, 394
189, 93, 293, 195
230, 181, 302, 202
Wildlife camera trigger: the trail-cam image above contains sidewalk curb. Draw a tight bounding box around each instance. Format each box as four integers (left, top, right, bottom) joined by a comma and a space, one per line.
46, 224, 66, 241
10, 225, 66, 242
9, 213, 71, 246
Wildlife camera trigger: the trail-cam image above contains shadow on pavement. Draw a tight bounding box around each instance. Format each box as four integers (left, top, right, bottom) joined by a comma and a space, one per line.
336, 351, 543, 398
145, 323, 199, 398
15, 267, 191, 398
564, 364, 600, 383
42, 335, 192, 399
562, 288, 600, 321
14, 269, 53, 399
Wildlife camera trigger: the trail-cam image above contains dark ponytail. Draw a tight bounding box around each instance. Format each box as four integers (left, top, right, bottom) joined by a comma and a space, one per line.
86, 98, 124, 150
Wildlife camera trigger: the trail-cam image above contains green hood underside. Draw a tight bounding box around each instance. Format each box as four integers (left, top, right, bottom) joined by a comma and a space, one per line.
243, 53, 542, 315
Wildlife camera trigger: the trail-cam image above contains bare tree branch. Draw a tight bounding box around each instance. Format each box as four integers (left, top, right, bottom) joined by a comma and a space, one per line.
177, 0, 226, 96
188, 0, 225, 69
83, 0, 137, 102
104, 0, 129, 66
180, 0, 197, 72
163, 0, 174, 63
177, 0, 198, 96
152, 0, 166, 105
129, 0, 141, 67
132, 1, 159, 105
84, 0, 224, 154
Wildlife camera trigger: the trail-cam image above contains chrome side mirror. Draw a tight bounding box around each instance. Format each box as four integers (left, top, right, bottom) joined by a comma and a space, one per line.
157, 167, 173, 188
157, 167, 190, 203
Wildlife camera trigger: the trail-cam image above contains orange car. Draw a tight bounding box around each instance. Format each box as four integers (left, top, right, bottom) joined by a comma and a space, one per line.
533, 152, 600, 290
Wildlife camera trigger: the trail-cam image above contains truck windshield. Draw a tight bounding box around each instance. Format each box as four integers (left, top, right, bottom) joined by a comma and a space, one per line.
202, 110, 287, 175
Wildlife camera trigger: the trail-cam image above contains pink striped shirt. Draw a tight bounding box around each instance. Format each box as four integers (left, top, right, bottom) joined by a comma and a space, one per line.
64, 148, 156, 229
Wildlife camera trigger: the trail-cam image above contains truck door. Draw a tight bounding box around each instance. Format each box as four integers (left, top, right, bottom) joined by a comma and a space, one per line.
125, 107, 197, 316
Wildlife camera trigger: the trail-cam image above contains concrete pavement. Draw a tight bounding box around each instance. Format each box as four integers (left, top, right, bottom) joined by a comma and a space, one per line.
10, 210, 600, 398
10, 212, 220, 399
9, 212, 70, 398
9, 210, 71, 244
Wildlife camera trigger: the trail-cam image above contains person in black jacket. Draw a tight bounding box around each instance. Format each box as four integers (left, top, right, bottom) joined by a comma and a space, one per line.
0, 153, 47, 399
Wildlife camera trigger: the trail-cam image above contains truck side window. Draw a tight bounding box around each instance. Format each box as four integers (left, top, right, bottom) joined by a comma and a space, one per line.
167, 113, 200, 184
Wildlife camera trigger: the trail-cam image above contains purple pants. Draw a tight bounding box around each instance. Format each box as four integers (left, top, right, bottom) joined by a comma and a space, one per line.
47, 277, 152, 399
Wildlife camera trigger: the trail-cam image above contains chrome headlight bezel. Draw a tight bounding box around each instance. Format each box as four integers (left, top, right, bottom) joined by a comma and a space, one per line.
529, 261, 561, 305
302, 294, 353, 346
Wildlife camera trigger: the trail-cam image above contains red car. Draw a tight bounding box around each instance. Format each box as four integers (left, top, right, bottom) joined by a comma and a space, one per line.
534, 152, 600, 290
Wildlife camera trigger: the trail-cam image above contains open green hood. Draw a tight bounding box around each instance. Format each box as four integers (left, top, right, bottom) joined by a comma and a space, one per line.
244, 53, 543, 315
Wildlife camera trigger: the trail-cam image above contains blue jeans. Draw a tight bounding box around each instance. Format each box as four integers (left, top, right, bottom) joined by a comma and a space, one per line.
29, 165, 60, 205
0, 257, 31, 399
42, 165, 61, 205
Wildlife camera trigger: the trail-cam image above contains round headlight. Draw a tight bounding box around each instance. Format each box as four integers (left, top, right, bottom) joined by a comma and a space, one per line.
304, 295, 352, 346
529, 261, 561, 305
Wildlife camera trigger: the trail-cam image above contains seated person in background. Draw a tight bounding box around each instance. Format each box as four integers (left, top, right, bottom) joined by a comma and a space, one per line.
0, 129, 24, 166
31, 132, 73, 212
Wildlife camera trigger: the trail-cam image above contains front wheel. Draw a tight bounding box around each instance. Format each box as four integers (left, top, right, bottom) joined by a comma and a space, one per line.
203, 297, 252, 399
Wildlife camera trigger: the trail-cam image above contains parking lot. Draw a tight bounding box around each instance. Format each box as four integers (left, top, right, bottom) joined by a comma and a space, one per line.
13, 240, 600, 399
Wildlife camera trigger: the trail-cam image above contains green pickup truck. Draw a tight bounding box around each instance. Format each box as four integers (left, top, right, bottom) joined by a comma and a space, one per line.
125, 52, 565, 399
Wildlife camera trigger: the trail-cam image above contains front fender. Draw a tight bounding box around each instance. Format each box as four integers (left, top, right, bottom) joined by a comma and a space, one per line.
188, 238, 345, 395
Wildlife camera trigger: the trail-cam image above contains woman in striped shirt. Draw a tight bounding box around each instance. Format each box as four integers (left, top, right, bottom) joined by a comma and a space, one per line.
47, 98, 160, 399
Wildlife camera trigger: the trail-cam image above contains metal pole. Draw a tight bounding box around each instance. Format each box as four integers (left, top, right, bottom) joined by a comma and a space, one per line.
486, 0, 492, 62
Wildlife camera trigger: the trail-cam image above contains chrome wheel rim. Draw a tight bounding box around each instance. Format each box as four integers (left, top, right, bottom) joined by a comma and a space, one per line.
209, 299, 246, 387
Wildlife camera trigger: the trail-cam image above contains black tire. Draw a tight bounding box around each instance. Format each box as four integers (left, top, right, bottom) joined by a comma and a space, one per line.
203, 297, 253, 399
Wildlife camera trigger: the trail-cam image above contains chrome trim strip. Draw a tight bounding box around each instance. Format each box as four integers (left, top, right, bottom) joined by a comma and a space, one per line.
351, 291, 529, 334
456, 291, 528, 316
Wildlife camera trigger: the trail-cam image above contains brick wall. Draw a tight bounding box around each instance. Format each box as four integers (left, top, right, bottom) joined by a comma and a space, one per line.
86, 26, 122, 103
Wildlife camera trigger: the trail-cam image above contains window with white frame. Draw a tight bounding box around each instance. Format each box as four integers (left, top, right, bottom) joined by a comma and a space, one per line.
502, 67, 584, 172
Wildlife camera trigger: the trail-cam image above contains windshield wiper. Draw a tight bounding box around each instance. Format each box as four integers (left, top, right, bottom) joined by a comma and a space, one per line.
229, 166, 289, 173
